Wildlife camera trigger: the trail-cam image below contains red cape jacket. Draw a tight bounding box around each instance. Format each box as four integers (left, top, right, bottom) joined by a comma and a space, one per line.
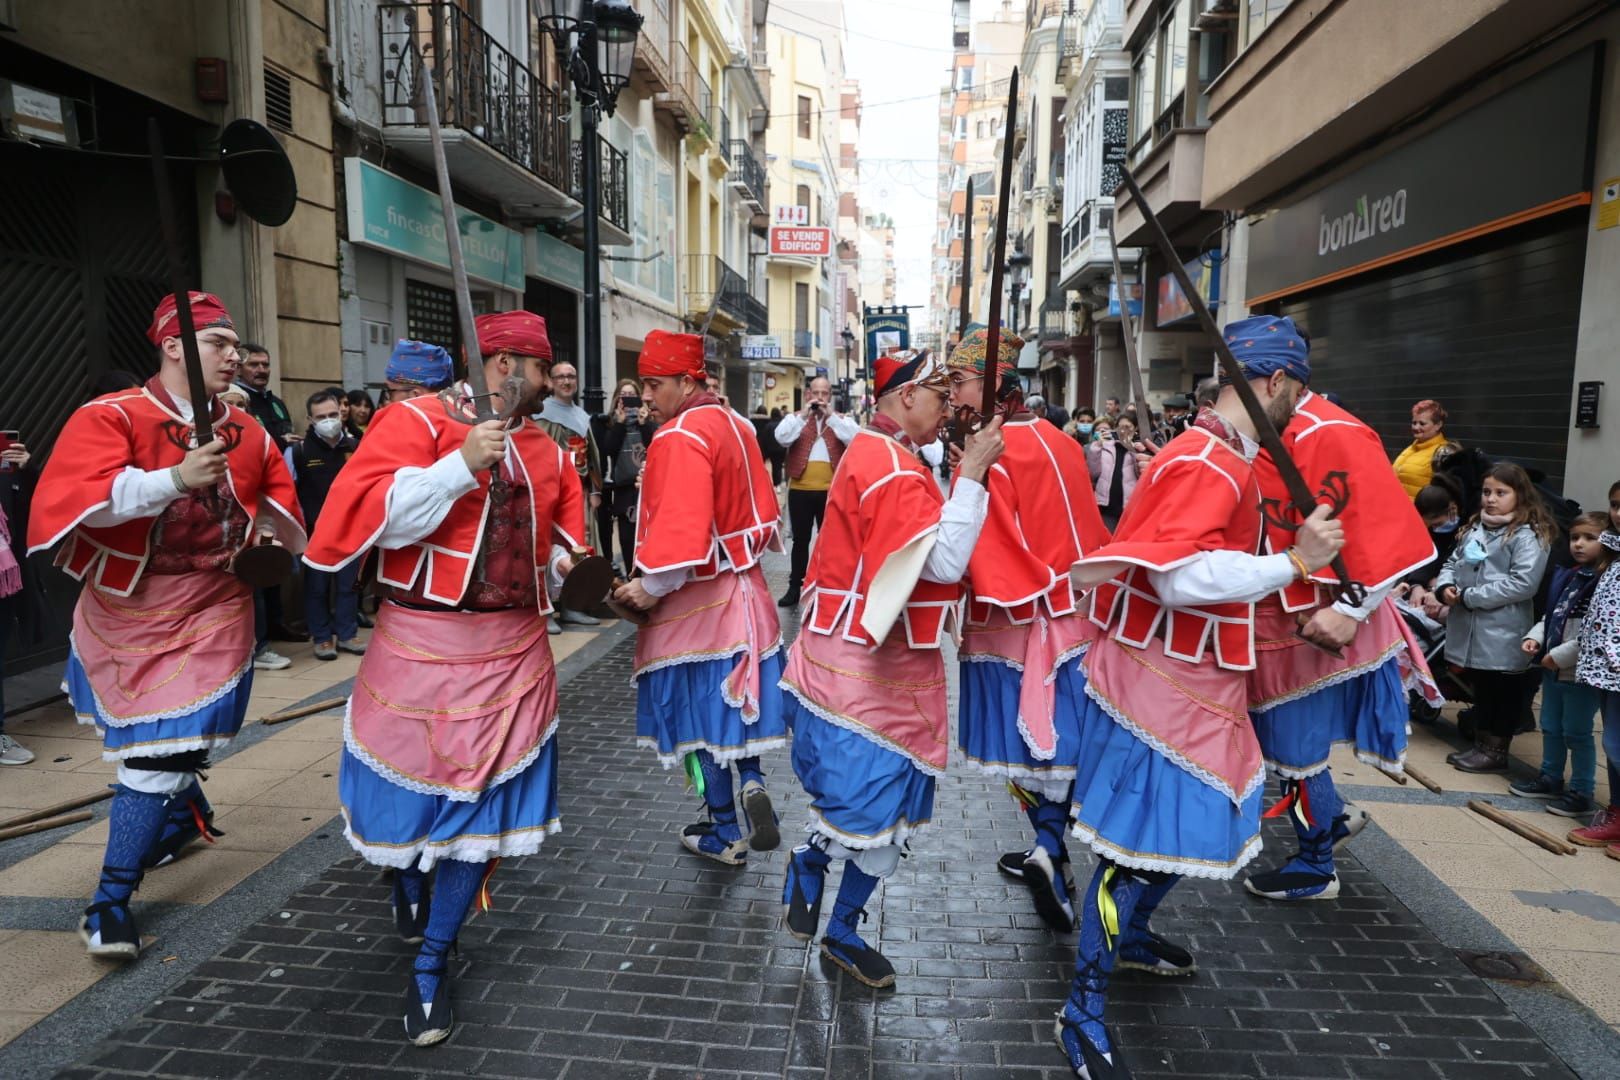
302, 395, 584, 609
27, 382, 303, 596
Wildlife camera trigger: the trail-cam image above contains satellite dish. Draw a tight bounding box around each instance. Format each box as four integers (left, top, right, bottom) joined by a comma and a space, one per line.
218, 118, 298, 226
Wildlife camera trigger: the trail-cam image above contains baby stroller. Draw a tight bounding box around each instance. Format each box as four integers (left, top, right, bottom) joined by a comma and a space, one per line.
1396, 596, 1464, 724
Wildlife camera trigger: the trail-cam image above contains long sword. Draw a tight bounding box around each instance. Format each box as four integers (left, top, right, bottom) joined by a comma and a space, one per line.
980, 68, 1019, 422
147, 120, 215, 446
955, 175, 973, 356
1107, 219, 1151, 423
1117, 167, 1362, 604
419, 57, 495, 420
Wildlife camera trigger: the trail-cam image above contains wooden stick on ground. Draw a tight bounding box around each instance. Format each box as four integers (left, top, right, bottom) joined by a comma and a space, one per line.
1405, 764, 1443, 794
1379, 768, 1409, 786
0, 788, 113, 832
1468, 799, 1577, 856
261, 696, 349, 726
0, 811, 94, 843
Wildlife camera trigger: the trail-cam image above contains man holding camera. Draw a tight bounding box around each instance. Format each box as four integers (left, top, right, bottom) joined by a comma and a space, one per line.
773, 376, 858, 608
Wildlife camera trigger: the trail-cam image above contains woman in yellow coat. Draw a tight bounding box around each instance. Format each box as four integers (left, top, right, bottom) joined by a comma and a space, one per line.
1392, 399, 1450, 497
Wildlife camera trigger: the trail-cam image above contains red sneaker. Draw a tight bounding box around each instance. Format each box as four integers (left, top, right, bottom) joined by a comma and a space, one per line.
1606, 844, 1620, 863
1569, 805, 1620, 847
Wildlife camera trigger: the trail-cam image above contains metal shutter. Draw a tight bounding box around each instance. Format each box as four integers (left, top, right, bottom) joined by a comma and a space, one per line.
1278, 213, 1587, 493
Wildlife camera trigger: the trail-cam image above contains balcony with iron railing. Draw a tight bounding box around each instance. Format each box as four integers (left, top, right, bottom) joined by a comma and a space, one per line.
684, 255, 752, 330
571, 134, 631, 244
771, 328, 818, 358
1059, 198, 1116, 289
691, 66, 715, 150
728, 139, 765, 210
1038, 296, 1070, 342
379, 1, 574, 213
630, 0, 671, 94
658, 40, 701, 133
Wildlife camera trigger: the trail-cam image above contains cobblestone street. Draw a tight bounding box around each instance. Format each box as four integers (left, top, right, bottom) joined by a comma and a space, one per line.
2, 563, 1613, 1079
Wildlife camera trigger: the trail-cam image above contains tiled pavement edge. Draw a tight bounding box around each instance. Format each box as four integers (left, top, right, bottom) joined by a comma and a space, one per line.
3, 558, 1615, 1079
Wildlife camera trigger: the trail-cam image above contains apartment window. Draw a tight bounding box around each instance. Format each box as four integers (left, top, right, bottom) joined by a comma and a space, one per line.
794, 282, 810, 333
958, 66, 974, 90
976, 118, 986, 139
1245, 0, 1294, 48
796, 183, 811, 223
797, 95, 813, 138
1131, 36, 1157, 148
954, 116, 967, 141
1162, 0, 1190, 105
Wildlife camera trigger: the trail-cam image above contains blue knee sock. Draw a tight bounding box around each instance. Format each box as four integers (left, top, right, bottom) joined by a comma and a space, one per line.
825, 859, 881, 946
1294, 771, 1343, 874
413, 859, 488, 1000
396, 863, 427, 907
695, 750, 742, 842
1120, 874, 1179, 948
1023, 794, 1070, 859
1066, 863, 1151, 1056
91, 785, 171, 923
735, 755, 764, 789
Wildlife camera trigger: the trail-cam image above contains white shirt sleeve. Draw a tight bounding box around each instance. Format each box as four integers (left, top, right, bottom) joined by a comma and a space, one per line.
774, 413, 807, 446
920, 476, 989, 584
1147, 551, 1298, 607
374, 450, 481, 550
82, 466, 187, 528
828, 413, 860, 444
641, 566, 690, 598
1331, 579, 1396, 622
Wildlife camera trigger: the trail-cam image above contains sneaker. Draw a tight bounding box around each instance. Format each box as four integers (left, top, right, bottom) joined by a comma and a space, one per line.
997, 849, 1030, 880
357, 610, 375, 629
1509, 774, 1562, 801
79, 902, 142, 961
313, 640, 337, 661
337, 638, 368, 656
557, 608, 600, 627
740, 781, 780, 852
1606, 844, 1620, 863
0, 733, 35, 766
680, 821, 749, 866
1023, 847, 1075, 933
547, 616, 562, 635
254, 649, 292, 671
1117, 930, 1197, 977
1547, 791, 1595, 819
402, 965, 453, 1046
1055, 1000, 1128, 1079
821, 932, 896, 989
1569, 805, 1620, 847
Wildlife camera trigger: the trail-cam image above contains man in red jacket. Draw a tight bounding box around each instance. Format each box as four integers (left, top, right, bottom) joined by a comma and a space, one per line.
28, 291, 304, 961
303, 312, 584, 1046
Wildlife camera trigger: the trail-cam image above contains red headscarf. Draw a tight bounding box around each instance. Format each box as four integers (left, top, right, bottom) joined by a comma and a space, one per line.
475, 310, 552, 360
146, 292, 234, 346
638, 329, 707, 381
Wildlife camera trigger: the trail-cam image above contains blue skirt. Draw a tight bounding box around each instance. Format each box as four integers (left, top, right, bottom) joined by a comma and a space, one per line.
1068, 680, 1263, 880
66, 647, 253, 761
786, 690, 935, 849
338, 738, 561, 871
1250, 655, 1409, 777
636, 650, 789, 767
957, 656, 1086, 801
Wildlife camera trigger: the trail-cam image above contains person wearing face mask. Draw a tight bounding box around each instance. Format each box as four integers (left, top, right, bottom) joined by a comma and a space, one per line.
1401, 474, 1467, 615
287, 390, 363, 660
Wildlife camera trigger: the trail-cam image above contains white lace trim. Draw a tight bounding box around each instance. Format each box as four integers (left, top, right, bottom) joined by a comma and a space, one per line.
342, 701, 555, 802
630, 645, 746, 685
637, 734, 790, 769
783, 683, 947, 779
955, 754, 1075, 803
69, 636, 252, 728
340, 809, 562, 872
1266, 740, 1408, 781
94, 732, 235, 763
960, 652, 1024, 671
1083, 680, 1265, 807
1067, 816, 1262, 881
807, 809, 930, 852
1249, 639, 1405, 714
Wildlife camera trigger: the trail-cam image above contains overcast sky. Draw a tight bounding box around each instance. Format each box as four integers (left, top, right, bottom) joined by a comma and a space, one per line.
846, 1, 963, 310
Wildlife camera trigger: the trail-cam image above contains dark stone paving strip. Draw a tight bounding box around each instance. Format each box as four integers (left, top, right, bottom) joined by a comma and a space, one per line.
15, 562, 1607, 1080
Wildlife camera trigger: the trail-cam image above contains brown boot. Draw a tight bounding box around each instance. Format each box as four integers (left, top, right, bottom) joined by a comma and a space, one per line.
1451, 734, 1509, 773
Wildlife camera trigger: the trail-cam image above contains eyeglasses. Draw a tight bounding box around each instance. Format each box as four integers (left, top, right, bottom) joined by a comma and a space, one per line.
202, 336, 241, 356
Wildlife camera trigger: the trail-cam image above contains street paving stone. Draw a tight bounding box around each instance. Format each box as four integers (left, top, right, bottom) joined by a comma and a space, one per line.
56, 620, 1585, 1079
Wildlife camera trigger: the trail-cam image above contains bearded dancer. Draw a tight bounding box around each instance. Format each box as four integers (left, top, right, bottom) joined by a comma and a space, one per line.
1054, 317, 1344, 1078
28, 292, 304, 960
303, 317, 584, 1046
943, 327, 1110, 935
1243, 347, 1439, 902
778, 350, 1005, 988
612, 330, 787, 865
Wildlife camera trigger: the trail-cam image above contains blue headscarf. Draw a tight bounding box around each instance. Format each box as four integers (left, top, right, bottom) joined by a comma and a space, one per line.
386, 339, 453, 389
1222, 315, 1310, 384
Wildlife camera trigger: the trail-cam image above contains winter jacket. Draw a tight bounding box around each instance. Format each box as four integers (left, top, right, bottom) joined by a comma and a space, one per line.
1435, 521, 1550, 673
1086, 438, 1138, 509
1524, 564, 1599, 683
1392, 433, 1447, 497
1576, 536, 1620, 692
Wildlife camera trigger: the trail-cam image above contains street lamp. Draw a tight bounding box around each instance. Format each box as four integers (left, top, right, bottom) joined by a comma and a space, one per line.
1006, 240, 1032, 337
534, 0, 644, 412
